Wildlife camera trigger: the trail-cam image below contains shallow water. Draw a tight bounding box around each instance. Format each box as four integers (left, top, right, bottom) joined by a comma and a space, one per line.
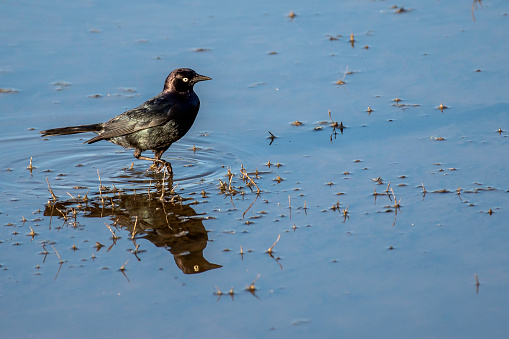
1, 0, 509, 338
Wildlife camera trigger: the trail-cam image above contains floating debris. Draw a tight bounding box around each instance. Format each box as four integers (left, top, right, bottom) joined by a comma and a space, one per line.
267, 234, 281, 254
349, 33, 356, 48
267, 131, 277, 145
437, 102, 448, 112
0, 88, 18, 94
246, 274, 260, 293
326, 34, 342, 41
393, 6, 412, 13
26, 157, 35, 171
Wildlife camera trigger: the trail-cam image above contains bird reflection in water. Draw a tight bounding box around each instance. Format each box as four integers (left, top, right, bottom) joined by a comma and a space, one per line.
43, 187, 221, 274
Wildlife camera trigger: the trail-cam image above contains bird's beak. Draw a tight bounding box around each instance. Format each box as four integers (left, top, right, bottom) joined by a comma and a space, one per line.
193, 74, 212, 83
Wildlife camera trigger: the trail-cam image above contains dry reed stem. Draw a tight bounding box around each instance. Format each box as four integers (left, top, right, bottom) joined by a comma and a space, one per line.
46, 177, 57, 201
132, 216, 138, 239
240, 166, 261, 194
105, 223, 119, 240
97, 169, 104, 204
242, 193, 259, 219
51, 245, 64, 263
27, 157, 34, 170
247, 274, 261, 291
66, 192, 82, 207
267, 234, 281, 254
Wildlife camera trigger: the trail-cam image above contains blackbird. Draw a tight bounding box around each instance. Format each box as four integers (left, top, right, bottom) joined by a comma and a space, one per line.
40, 68, 211, 173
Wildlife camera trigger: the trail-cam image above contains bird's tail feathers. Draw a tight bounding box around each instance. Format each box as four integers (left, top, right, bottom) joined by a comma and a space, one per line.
40, 124, 103, 137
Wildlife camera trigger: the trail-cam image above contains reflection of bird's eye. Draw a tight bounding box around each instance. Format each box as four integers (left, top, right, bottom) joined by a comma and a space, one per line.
183, 78, 189, 82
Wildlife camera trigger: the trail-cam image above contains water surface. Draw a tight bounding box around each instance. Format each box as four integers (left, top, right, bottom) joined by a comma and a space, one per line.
1, 1, 508, 338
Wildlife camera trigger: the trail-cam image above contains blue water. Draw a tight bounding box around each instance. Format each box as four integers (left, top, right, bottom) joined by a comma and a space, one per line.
1, 0, 509, 338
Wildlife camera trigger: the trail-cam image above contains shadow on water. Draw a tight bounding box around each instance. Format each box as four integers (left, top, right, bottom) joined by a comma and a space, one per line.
42, 184, 221, 274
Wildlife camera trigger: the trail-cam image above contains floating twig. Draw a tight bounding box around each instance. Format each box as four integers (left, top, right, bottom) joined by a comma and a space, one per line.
437, 102, 448, 113
120, 259, 129, 271
267, 234, 281, 254
105, 223, 119, 240
51, 245, 64, 264
328, 110, 343, 137
335, 66, 350, 85
242, 193, 259, 219
342, 207, 349, 222
246, 274, 260, 292
27, 157, 35, 171
46, 177, 58, 201
240, 166, 261, 194
97, 169, 104, 204
82, 188, 90, 202
66, 192, 82, 207
28, 226, 37, 238
131, 216, 138, 239
267, 131, 277, 145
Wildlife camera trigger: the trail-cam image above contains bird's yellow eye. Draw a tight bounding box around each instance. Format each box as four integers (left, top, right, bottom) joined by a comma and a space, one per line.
182, 77, 189, 82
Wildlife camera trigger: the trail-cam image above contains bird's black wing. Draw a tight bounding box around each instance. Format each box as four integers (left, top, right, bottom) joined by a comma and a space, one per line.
85, 96, 177, 144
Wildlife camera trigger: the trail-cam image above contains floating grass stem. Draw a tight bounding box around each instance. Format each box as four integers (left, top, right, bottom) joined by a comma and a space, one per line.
46, 177, 58, 201
247, 274, 260, 292
267, 234, 281, 254
120, 259, 129, 271
27, 157, 34, 170
97, 169, 104, 204
132, 216, 138, 239
105, 223, 119, 240
51, 245, 64, 264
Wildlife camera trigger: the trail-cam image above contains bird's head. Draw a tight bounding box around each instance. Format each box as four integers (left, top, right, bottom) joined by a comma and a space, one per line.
163, 68, 212, 93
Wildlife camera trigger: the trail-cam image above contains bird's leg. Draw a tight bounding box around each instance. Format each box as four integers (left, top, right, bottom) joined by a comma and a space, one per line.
133, 149, 172, 173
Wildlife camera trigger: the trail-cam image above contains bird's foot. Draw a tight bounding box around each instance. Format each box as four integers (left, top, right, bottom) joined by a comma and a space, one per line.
149, 160, 172, 174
